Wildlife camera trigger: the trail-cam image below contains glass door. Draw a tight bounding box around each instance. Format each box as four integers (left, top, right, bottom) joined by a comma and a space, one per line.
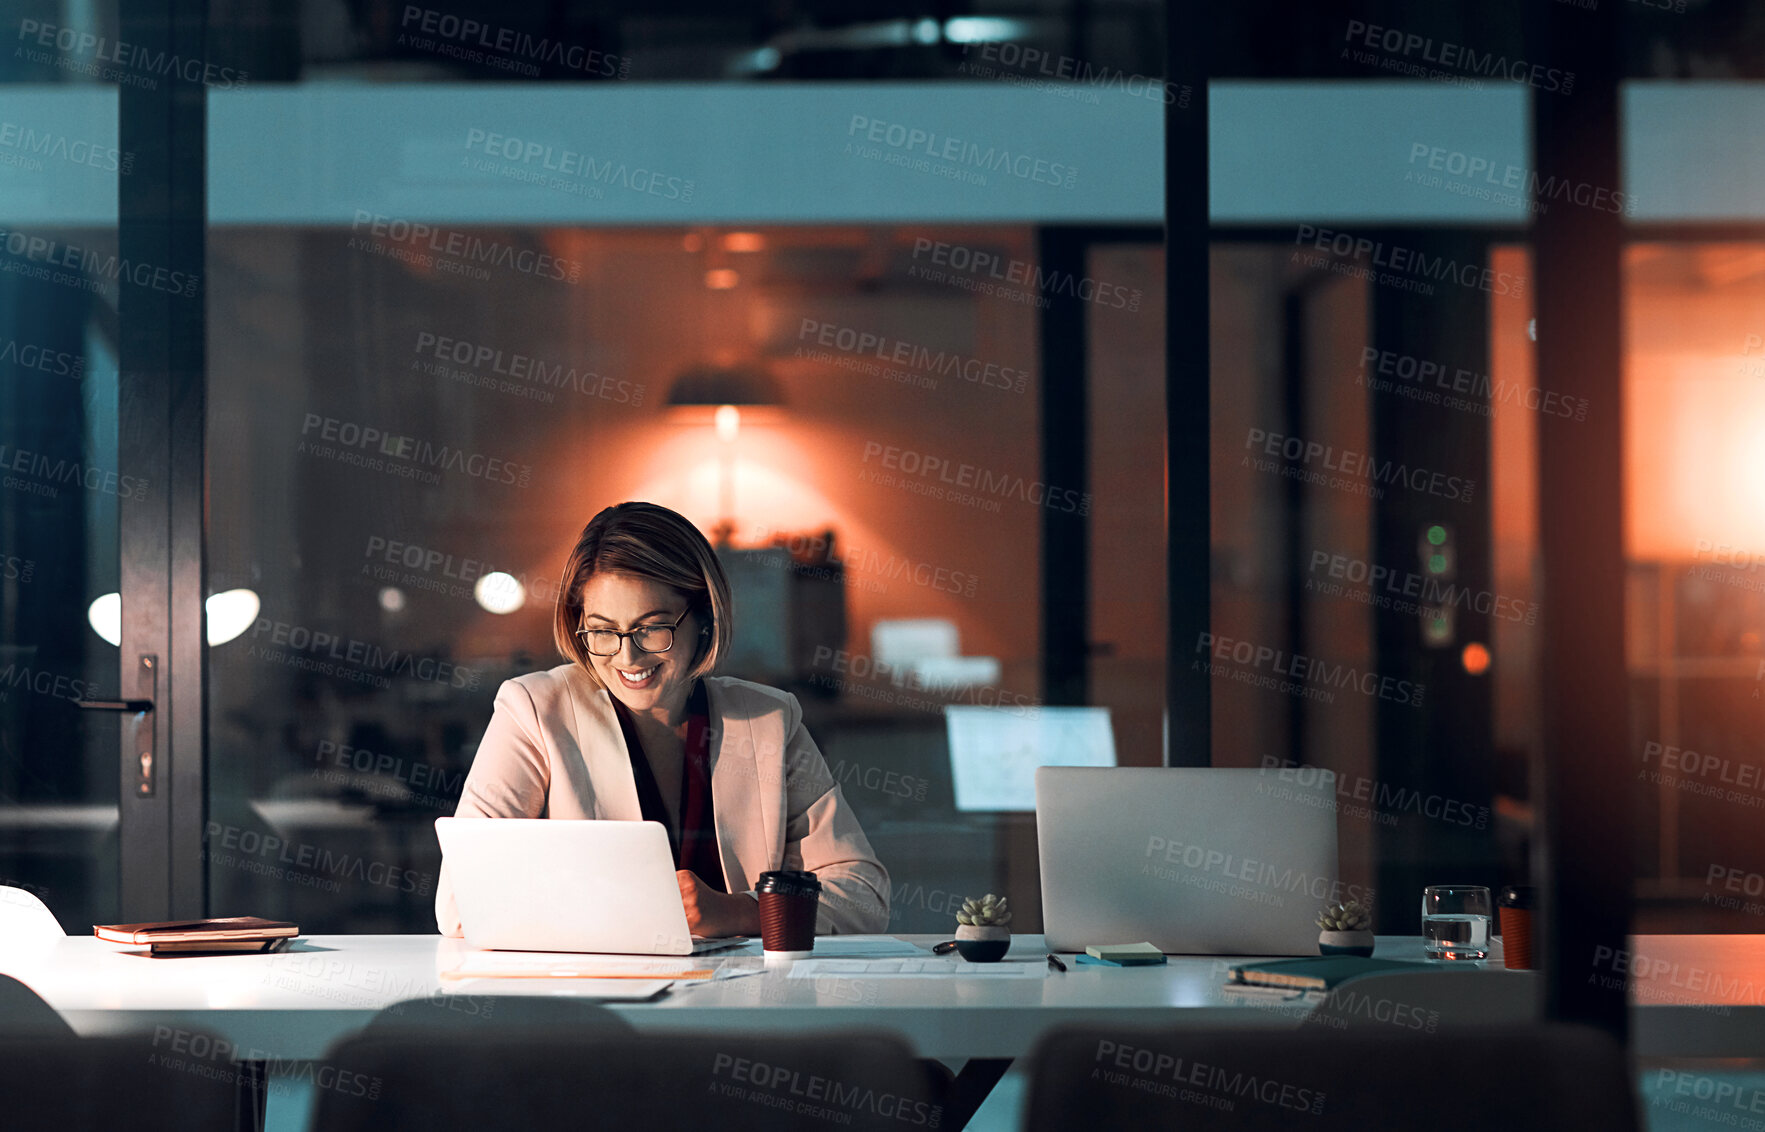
2, 0, 215, 928
0, 9, 126, 932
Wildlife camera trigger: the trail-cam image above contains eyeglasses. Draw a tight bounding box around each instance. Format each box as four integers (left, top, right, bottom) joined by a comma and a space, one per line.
575, 608, 690, 657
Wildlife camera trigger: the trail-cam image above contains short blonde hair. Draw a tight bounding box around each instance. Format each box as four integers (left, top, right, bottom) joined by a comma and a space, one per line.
552, 502, 733, 685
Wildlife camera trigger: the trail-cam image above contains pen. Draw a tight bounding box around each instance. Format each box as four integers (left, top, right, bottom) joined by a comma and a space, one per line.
1046, 953, 1067, 973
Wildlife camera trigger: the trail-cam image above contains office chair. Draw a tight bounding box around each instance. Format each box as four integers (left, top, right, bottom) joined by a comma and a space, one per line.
363, 993, 637, 1034
310, 1029, 947, 1131
0, 885, 66, 948
0, 890, 77, 1041
1024, 1024, 1637, 1131
0, 1033, 238, 1132
1304, 968, 1539, 1033
0, 973, 73, 1038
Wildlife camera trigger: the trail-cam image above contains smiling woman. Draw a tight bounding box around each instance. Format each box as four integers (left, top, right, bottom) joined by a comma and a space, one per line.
434, 501, 890, 938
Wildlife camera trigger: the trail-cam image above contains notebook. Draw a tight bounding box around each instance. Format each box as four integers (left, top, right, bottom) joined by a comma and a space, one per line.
94, 917, 299, 945
1226, 956, 1422, 992
1083, 942, 1166, 965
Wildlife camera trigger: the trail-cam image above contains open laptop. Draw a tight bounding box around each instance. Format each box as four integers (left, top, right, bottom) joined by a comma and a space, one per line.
1036, 767, 1340, 955
435, 818, 744, 955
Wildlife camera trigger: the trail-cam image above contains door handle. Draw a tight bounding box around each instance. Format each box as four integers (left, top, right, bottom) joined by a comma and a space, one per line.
75, 654, 157, 796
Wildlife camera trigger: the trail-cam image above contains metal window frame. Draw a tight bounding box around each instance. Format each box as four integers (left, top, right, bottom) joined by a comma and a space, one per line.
1531, 0, 1629, 1039
1165, 8, 1210, 768
1171, 3, 1628, 1041
116, 0, 208, 920
1038, 224, 1161, 710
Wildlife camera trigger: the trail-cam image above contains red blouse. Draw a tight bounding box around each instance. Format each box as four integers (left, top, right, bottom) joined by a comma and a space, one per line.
612, 680, 725, 892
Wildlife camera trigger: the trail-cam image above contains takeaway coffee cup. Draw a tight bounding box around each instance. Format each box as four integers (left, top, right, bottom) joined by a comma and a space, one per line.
1498, 885, 1536, 970
756, 870, 821, 960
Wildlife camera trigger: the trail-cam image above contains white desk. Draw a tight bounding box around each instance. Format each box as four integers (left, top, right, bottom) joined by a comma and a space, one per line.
2, 931, 1295, 1132
2, 933, 1759, 1059
0, 933, 1303, 1062
3, 931, 1761, 1131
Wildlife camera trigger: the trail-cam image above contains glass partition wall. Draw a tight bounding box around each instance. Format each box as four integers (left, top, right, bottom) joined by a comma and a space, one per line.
13, 8, 1765, 1101
0, 32, 1576, 939
205, 223, 1094, 932
180, 0, 1174, 939
1625, 241, 1765, 933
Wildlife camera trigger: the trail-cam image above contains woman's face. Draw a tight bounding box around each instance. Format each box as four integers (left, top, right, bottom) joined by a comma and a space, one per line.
577, 572, 701, 714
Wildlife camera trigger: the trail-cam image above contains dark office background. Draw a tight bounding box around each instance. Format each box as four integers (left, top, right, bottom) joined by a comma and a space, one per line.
1, 0, 1758, 996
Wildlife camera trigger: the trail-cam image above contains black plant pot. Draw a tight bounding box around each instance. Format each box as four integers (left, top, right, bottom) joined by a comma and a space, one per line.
954, 926, 1010, 962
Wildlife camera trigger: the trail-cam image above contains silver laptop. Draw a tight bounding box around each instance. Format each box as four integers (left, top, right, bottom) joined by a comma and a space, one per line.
435, 818, 741, 955
1036, 767, 1340, 955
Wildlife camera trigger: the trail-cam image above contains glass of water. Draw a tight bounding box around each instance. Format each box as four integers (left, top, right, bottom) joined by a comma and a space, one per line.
1421, 885, 1492, 961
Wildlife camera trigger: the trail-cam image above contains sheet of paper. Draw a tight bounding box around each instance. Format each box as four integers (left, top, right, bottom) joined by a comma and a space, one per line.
442, 953, 720, 981
802, 938, 925, 959
785, 958, 1048, 978
438, 978, 674, 1000
709, 957, 768, 981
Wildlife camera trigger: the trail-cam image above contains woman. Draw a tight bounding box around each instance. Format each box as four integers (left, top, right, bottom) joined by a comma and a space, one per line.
436, 501, 890, 938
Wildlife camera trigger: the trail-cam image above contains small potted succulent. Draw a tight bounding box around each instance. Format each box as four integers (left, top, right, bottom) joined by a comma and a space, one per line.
954, 894, 1012, 962
1317, 900, 1374, 957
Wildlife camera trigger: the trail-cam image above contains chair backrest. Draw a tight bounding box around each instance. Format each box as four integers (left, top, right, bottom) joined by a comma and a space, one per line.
0, 886, 66, 947
0, 974, 73, 1038
0, 1033, 237, 1131
1024, 1023, 1637, 1131
1304, 969, 1540, 1033
311, 1028, 947, 1132
362, 994, 636, 1034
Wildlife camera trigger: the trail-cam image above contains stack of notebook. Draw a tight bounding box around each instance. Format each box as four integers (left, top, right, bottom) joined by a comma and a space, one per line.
94, 917, 299, 956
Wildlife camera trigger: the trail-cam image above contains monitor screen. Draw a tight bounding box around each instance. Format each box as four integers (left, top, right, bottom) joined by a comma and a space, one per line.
944, 706, 1117, 812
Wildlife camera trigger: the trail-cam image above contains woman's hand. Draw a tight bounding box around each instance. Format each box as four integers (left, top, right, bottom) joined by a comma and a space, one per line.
677, 870, 763, 938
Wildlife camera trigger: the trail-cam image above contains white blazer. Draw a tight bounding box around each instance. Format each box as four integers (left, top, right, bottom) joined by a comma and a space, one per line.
435, 665, 890, 936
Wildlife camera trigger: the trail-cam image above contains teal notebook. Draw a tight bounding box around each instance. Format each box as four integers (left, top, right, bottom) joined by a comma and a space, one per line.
1226, 957, 1423, 992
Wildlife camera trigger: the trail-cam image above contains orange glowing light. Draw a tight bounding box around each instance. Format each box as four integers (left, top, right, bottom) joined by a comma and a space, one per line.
723, 232, 765, 253
705, 268, 739, 290
714, 404, 741, 442
1461, 642, 1491, 676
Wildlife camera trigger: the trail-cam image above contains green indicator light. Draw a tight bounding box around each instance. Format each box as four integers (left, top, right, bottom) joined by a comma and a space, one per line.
1429, 553, 1448, 574
1426, 525, 1448, 546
